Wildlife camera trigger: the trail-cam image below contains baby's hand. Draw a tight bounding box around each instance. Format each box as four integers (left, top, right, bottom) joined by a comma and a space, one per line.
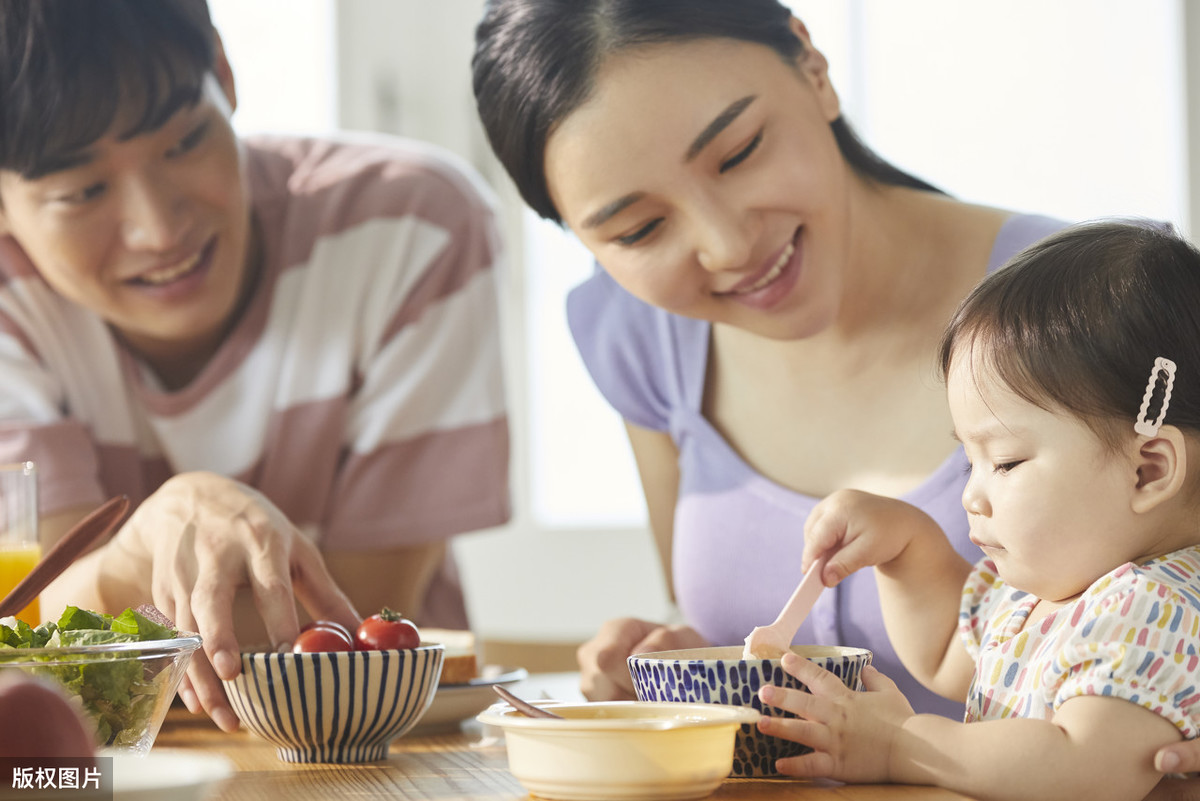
803, 490, 941, 586
757, 653, 913, 782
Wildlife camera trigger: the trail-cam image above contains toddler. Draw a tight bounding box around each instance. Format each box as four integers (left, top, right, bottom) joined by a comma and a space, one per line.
759, 220, 1200, 800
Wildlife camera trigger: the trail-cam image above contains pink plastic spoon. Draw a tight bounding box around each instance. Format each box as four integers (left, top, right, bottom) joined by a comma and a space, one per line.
742, 555, 828, 659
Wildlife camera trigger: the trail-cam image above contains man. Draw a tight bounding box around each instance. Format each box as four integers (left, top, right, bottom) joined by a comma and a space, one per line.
0, 0, 509, 731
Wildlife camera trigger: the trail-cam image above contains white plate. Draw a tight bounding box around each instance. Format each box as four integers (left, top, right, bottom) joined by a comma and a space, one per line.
111, 749, 233, 801
412, 666, 528, 734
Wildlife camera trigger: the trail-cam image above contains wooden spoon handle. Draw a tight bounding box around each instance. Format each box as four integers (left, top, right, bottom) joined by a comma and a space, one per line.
493, 683, 563, 718
0, 496, 130, 620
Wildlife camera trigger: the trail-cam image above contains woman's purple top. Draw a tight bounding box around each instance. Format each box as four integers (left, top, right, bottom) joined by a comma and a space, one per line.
567, 213, 1068, 718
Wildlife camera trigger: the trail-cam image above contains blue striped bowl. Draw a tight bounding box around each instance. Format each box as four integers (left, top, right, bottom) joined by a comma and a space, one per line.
222, 644, 444, 763
629, 645, 871, 778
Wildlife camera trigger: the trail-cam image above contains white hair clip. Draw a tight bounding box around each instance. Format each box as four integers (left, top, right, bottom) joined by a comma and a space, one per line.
1134, 356, 1177, 437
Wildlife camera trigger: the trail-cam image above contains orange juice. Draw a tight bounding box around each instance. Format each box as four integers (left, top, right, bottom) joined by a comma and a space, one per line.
0, 544, 40, 625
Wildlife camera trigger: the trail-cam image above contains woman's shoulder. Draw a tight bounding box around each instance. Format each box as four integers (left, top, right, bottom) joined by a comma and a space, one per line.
932, 197, 1070, 270
988, 211, 1073, 268
567, 270, 708, 432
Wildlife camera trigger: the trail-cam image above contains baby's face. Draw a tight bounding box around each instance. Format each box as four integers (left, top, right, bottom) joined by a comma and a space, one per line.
946, 348, 1148, 601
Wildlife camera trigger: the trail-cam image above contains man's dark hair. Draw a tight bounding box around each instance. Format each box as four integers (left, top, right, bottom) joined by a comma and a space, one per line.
0, 0, 214, 179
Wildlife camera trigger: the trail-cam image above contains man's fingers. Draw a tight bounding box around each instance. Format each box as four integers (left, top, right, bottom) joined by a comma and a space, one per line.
177, 674, 199, 714
187, 576, 243, 681
290, 539, 360, 632
171, 599, 241, 732
184, 652, 240, 733
243, 541, 304, 649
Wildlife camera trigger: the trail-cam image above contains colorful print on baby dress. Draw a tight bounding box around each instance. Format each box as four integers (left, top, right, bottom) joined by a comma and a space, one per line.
958, 545, 1200, 737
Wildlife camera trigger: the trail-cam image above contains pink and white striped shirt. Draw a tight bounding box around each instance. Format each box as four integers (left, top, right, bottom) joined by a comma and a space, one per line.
0, 134, 511, 626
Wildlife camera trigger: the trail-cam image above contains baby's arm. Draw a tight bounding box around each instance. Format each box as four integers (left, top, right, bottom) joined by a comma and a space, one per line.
763, 655, 1183, 801
804, 490, 974, 699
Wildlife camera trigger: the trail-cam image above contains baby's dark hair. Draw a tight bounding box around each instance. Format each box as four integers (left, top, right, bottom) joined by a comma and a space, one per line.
939, 220, 1200, 449
0, 0, 214, 179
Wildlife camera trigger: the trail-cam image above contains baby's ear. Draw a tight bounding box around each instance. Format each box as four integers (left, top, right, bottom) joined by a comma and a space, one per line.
1130, 425, 1187, 514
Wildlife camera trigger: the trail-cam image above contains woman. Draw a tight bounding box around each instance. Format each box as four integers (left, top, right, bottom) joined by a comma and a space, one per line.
471, 0, 1200, 777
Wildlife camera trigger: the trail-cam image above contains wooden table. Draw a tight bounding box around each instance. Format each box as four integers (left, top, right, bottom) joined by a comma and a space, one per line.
154, 670, 977, 800
155, 707, 974, 800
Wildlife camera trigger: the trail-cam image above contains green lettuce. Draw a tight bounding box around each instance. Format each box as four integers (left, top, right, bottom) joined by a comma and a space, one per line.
0, 605, 181, 748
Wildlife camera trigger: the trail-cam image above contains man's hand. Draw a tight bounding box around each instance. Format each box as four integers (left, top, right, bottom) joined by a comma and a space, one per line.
108, 472, 359, 731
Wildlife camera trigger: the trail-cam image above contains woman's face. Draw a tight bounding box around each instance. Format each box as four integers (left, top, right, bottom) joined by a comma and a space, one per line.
544, 23, 851, 340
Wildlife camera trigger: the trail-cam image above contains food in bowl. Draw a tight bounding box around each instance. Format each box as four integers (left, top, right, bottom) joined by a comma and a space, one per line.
0, 604, 200, 755
353, 608, 420, 651
293, 620, 356, 652
629, 644, 872, 777
223, 643, 444, 763
292, 608, 421, 654
477, 700, 760, 801
421, 628, 478, 685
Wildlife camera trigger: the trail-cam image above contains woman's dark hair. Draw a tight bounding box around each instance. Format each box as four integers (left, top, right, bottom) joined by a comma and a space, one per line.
472, 0, 940, 224
0, 0, 214, 179
939, 220, 1200, 448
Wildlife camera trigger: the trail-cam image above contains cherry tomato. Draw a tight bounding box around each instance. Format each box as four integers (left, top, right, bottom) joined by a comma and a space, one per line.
354, 608, 420, 651
300, 619, 354, 643
293, 622, 355, 653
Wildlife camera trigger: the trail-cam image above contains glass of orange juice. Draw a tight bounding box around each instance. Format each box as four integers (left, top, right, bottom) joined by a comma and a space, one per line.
0, 461, 38, 625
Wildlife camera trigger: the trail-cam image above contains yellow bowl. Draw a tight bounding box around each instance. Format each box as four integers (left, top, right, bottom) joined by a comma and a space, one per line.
477, 700, 760, 801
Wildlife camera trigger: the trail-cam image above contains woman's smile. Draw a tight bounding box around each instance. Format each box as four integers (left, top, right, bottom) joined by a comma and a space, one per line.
714, 226, 803, 310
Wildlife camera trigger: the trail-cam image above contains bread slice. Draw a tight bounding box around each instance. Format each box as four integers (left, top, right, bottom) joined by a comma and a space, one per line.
422, 628, 479, 685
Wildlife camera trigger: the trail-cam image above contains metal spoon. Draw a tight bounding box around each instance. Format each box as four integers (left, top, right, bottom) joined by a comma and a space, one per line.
0, 496, 131, 619
742, 555, 828, 659
493, 684, 563, 719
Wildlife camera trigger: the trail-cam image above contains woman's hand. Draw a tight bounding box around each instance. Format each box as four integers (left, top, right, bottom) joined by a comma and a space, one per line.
577, 618, 709, 700
803, 489, 942, 586
757, 653, 914, 782
1155, 739, 1200, 778
107, 472, 360, 731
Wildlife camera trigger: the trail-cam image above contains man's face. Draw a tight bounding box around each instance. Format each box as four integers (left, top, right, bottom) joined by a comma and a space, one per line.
0, 74, 253, 368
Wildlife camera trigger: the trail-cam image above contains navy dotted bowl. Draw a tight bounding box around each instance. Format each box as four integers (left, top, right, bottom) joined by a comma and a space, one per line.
223, 644, 443, 763
628, 645, 871, 777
